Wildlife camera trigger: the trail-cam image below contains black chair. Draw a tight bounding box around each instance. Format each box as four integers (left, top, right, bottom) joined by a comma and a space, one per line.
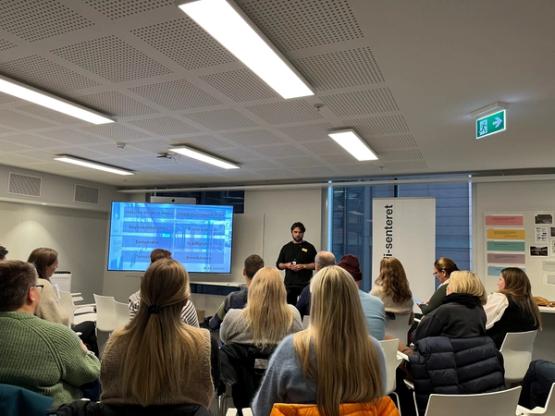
219, 343, 275, 416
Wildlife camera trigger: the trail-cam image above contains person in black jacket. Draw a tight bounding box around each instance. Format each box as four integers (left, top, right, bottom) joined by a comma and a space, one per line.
414, 270, 487, 342
418, 257, 459, 315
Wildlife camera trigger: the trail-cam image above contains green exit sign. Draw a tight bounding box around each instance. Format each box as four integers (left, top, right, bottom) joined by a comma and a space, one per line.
475, 109, 506, 139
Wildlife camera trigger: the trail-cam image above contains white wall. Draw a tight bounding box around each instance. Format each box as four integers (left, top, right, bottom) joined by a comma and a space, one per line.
474, 180, 555, 296
0, 201, 108, 300
101, 188, 324, 312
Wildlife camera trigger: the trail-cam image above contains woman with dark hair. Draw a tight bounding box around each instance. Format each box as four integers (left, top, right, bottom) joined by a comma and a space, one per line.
370, 257, 413, 314
101, 259, 217, 408
419, 257, 459, 315
484, 267, 541, 348
27, 247, 68, 326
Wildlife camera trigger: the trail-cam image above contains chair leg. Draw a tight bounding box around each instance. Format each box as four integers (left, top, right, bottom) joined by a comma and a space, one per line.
390, 391, 402, 416
412, 391, 419, 416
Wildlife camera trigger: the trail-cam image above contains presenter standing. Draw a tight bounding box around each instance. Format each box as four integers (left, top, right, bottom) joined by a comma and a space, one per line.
277, 222, 317, 304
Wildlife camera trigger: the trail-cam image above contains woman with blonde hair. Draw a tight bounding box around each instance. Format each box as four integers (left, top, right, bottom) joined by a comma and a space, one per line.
484, 267, 541, 348
413, 271, 487, 342
220, 267, 302, 348
100, 259, 216, 408
371, 256, 413, 314
252, 265, 392, 416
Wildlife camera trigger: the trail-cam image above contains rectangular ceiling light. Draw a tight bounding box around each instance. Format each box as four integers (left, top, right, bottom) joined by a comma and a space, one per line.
169, 145, 239, 169
54, 155, 134, 176
0, 75, 113, 125
177, 0, 313, 99
328, 129, 378, 161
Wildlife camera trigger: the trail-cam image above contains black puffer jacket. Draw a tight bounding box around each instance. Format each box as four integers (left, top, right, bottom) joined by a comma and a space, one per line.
409, 336, 505, 415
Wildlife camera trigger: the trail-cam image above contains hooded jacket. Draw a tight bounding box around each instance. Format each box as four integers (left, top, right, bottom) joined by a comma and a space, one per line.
269, 397, 399, 416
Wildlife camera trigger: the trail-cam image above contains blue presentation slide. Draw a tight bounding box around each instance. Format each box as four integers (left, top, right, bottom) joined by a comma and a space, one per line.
108, 202, 233, 273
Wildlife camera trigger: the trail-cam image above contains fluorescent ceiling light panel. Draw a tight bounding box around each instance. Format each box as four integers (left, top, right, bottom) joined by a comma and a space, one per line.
0, 75, 113, 125
54, 155, 134, 176
169, 146, 239, 169
328, 130, 378, 161
177, 0, 313, 99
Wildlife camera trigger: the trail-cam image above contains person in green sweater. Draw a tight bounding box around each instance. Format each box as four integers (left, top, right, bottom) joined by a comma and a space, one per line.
0, 260, 100, 407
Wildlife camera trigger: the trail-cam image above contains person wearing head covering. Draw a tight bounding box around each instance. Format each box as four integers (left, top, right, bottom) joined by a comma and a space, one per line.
337, 255, 385, 340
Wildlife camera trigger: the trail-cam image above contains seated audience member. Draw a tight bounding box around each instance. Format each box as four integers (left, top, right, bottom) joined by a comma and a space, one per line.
371, 257, 414, 314
338, 254, 385, 340
0, 260, 100, 407
101, 259, 217, 407
0, 245, 7, 261
295, 250, 336, 317
220, 267, 303, 348
519, 359, 555, 410
484, 267, 541, 348
413, 271, 487, 343
252, 265, 391, 416
27, 247, 69, 326
209, 254, 264, 330
128, 248, 199, 327
419, 257, 459, 315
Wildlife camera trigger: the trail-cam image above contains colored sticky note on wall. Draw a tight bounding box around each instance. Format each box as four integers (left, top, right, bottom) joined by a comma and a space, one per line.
487, 241, 525, 252
487, 253, 526, 264
487, 229, 526, 240
485, 215, 524, 226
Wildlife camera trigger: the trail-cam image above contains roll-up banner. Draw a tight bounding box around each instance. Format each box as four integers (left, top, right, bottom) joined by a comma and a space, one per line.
372, 198, 436, 304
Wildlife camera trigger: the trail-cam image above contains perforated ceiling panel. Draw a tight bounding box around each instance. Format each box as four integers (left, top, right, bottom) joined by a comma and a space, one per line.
368, 135, 418, 151
78, 91, 155, 116
352, 115, 410, 136
223, 130, 285, 147
185, 109, 256, 131
82, 124, 150, 141
0, 39, 17, 51
131, 18, 236, 70
201, 69, 278, 102
236, 0, 363, 51
321, 88, 399, 116
51, 35, 171, 82
0, 55, 99, 92
0, 110, 54, 129
294, 47, 385, 90
246, 101, 323, 124
279, 123, 334, 143
84, 0, 174, 20
129, 117, 199, 136
131, 79, 221, 110
0, 0, 93, 42
380, 149, 424, 161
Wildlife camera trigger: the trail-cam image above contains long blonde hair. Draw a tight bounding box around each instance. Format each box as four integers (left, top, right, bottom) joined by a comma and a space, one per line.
243, 267, 294, 349
294, 266, 383, 416
114, 259, 199, 405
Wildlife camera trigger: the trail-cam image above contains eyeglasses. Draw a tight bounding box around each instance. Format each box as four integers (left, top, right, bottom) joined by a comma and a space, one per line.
32, 284, 44, 290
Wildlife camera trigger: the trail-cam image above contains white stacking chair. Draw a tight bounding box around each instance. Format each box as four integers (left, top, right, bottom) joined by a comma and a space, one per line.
517, 383, 555, 415
379, 338, 403, 413
93, 294, 116, 356
500, 330, 538, 385
114, 300, 131, 329
424, 386, 521, 416
385, 312, 412, 344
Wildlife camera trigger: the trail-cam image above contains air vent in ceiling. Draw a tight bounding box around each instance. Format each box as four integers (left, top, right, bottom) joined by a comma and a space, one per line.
74, 184, 99, 204
8, 173, 42, 197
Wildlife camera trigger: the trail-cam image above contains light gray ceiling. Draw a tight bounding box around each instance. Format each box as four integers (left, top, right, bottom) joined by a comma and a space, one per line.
0, 0, 553, 187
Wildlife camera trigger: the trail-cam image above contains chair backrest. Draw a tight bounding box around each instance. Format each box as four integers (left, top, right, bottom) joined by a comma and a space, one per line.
500, 330, 538, 383
385, 312, 412, 343
93, 294, 116, 331
379, 338, 401, 394
543, 383, 555, 416
114, 301, 130, 328
424, 386, 521, 416
59, 290, 75, 326
302, 315, 309, 329
0, 384, 53, 416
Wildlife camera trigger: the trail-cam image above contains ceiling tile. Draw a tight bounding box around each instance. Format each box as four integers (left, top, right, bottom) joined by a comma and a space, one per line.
172, 135, 234, 151
130, 79, 221, 110
185, 109, 256, 131
321, 88, 400, 116
0, 110, 55, 129
368, 135, 419, 151
200, 68, 278, 102
81, 124, 151, 141
223, 130, 286, 147
246, 100, 322, 124
0, 139, 33, 152
252, 144, 310, 158
40, 129, 108, 145
279, 122, 333, 143
129, 117, 199, 136
84, 0, 174, 20
0, 133, 64, 148
350, 115, 411, 136
273, 156, 323, 167
78, 91, 155, 117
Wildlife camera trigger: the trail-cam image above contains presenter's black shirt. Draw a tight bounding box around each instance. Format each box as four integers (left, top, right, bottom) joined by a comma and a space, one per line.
276, 241, 317, 288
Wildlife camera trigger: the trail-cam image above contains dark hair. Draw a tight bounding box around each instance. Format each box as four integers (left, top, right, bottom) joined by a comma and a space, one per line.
244, 254, 264, 279
291, 222, 306, 233
0, 260, 37, 311
0, 246, 7, 260
501, 267, 542, 328
27, 248, 58, 280
434, 257, 459, 277
150, 248, 172, 263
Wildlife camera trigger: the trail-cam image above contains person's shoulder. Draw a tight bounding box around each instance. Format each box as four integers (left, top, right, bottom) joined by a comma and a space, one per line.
223, 308, 244, 321
360, 290, 384, 305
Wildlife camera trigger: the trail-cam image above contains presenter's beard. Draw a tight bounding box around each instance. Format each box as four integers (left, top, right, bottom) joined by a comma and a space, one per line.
293, 236, 303, 243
